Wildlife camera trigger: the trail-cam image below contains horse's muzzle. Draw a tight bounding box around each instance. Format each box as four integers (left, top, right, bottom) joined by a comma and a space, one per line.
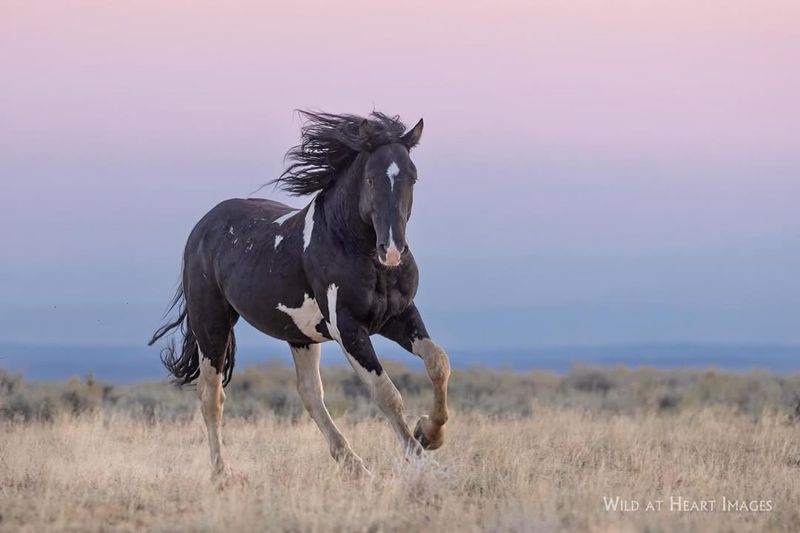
378, 243, 403, 267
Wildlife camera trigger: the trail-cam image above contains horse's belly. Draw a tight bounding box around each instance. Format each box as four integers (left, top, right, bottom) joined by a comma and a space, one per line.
226, 273, 331, 345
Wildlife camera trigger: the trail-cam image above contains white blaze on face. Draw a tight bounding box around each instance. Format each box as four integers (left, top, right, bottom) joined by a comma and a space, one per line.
386, 161, 400, 192
274, 235, 283, 249
380, 161, 403, 267
383, 227, 402, 267
303, 197, 317, 251
276, 294, 325, 342
273, 209, 298, 225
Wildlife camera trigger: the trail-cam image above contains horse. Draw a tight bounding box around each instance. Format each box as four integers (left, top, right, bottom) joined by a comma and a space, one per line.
149, 111, 451, 477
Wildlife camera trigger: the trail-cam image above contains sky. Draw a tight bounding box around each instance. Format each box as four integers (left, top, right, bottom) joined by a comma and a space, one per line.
1, 0, 798, 351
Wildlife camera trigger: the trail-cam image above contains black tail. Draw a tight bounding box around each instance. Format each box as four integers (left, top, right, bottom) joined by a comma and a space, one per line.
148, 284, 237, 387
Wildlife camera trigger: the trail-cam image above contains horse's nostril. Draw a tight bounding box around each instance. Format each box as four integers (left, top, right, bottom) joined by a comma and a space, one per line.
377, 244, 387, 255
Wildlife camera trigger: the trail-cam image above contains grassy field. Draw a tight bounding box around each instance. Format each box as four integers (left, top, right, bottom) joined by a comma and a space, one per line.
2, 365, 800, 532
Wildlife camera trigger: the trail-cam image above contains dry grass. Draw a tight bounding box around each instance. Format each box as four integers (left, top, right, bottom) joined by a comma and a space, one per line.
2, 406, 799, 532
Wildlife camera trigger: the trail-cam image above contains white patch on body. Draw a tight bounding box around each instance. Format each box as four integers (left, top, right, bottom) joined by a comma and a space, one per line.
325, 284, 341, 343
303, 198, 317, 251
386, 161, 400, 191
274, 235, 283, 249
273, 210, 298, 225
276, 294, 325, 342
325, 284, 378, 383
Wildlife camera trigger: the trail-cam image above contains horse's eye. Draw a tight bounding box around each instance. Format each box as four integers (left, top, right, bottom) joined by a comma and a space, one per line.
366, 177, 373, 186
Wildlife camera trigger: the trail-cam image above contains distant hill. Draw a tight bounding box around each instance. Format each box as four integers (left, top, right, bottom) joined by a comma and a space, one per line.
1, 342, 799, 383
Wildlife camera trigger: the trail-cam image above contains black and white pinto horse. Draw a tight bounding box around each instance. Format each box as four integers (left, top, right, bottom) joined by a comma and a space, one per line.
150, 112, 451, 477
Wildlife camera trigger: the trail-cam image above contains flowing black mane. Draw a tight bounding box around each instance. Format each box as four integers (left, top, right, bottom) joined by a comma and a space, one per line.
273, 111, 409, 196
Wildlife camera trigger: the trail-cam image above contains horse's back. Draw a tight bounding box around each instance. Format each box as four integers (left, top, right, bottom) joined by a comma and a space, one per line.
198, 197, 294, 227
187, 197, 289, 243
180, 197, 288, 275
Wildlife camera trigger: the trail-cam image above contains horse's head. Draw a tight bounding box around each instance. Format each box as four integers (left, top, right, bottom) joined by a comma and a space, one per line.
358, 118, 424, 267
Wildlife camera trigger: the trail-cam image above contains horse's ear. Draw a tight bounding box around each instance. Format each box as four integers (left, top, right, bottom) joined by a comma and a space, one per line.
358, 119, 375, 149
401, 118, 424, 149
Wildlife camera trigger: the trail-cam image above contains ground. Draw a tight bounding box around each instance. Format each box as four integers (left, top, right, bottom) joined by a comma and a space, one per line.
2, 406, 799, 532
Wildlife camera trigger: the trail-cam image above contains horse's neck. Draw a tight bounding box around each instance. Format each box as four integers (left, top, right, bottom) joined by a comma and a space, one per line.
317, 160, 374, 252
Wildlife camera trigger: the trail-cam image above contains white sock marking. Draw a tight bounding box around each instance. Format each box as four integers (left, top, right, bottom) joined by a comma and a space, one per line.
303, 197, 317, 251
276, 294, 325, 342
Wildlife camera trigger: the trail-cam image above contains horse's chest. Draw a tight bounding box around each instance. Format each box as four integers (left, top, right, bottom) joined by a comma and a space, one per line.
361, 276, 413, 327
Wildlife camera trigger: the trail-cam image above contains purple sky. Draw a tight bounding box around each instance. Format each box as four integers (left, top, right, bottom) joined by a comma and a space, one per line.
1, 1, 798, 348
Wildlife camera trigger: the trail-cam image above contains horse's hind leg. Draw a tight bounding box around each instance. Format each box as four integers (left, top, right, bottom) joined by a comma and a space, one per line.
187, 287, 238, 477
290, 343, 371, 477
197, 346, 227, 476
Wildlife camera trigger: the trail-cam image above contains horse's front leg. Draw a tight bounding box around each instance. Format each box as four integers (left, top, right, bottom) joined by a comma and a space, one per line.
290, 343, 371, 477
329, 309, 422, 456
380, 304, 451, 450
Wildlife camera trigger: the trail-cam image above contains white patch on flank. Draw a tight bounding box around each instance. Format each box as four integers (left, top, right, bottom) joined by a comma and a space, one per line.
274, 235, 283, 249
303, 198, 317, 251
273, 210, 298, 225
276, 294, 325, 342
386, 161, 400, 191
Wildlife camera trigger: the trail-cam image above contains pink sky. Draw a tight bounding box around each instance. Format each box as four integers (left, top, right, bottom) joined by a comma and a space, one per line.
3, 0, 799, 160
1, 1, 798, 345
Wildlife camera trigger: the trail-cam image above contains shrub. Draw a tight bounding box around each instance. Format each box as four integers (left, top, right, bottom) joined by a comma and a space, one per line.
2, 362, 800, 423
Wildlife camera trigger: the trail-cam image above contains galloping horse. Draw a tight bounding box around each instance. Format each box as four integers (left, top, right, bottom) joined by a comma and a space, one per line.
149, 112, 451, 477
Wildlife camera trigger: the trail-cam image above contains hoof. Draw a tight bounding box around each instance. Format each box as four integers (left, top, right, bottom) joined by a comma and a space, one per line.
414, 415, 445, 451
